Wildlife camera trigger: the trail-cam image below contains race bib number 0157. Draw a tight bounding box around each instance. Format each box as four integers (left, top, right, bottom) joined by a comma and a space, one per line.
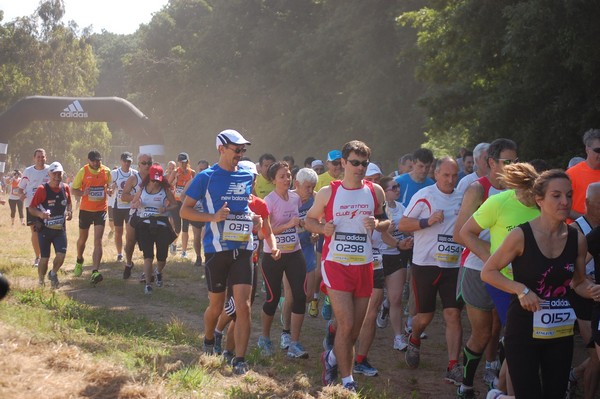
532, 298, 575, 339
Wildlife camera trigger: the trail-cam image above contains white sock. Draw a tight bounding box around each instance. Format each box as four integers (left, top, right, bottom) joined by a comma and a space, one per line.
327, 349, 337, 367
341, 375, 354, 386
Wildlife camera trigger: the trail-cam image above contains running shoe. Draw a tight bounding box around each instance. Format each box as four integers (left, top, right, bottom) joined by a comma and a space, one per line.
90, 270, 103, 285
376, 302, 390, 328
323, 320, 336, 351
353, 358, 378, 377
280, 331, 291, 350
483, 366, 499, 387
48, 271, 59, 289
181, 251, 187, 258
393, 334, 409, 351
144, 285, 153, 295
194, 257, 203, 267
155, 272, 163, 288
308, 298, 319, 317
38, 279, 45, 287
404, 322, 428, 339
73, 260, 83, 277
214, 331, 223, 355
456, 386, 477, 399
565, 368, 578, 399
343, 381, 358, 393
123, 264, 133, 280
321, 350, 338, 386
257, 336, 274, 357
232, 360, 249, 375
223, 350, 235, 364
170, 243, 177, 254
404, 334, 420, 369
287, 341, 309, 359
117, 254, 123, 262
203, 340, 214, 355
486, 389, 504, 399
139, 273, 155, 283
321, 296, 332, 320
445, 364, 463, 386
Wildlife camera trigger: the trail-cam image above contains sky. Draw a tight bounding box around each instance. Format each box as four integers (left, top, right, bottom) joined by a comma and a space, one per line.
0, 0, 169, 34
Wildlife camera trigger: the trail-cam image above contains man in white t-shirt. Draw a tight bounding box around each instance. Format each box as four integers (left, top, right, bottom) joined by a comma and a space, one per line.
456, 142, 490, 193
398, 156, 464, 384
18, 148, 50, 267
110, 152, 137, 262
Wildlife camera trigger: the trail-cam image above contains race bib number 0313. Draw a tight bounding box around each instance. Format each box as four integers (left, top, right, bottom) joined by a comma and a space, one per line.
223, 214, 252, 242
532, 298, 575, 339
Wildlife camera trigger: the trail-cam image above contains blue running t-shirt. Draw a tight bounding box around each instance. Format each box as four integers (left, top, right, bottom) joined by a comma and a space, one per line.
185, 164, 254, 253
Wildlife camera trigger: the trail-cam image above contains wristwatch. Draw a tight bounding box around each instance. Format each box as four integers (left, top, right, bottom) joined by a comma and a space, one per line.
517, 287, 530, 299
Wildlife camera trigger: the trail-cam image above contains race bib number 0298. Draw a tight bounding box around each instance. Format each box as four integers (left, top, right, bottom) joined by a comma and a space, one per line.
331, 232, 368, 264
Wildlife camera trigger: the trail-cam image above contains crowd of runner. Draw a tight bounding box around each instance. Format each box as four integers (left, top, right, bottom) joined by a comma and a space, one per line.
3, 128, 600, 399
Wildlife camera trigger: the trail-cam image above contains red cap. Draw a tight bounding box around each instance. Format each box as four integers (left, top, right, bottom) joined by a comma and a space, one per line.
148, 164, 163, 181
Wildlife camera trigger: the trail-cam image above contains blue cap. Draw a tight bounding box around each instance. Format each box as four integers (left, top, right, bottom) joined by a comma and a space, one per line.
327, 150, 342, 162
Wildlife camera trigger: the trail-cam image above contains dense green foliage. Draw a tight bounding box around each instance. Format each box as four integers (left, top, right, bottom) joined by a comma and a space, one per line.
108, 0, 426, 170
3, 0, 600, 170
0, 1, 111, 172
401, 0, 600, 166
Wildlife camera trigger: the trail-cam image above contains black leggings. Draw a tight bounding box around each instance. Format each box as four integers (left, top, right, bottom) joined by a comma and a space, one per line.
505, 335, 573, 399
261, 250, 307, 316
170, 202, 189, 233
9, 199, 23, 219
137, 222, 171, 261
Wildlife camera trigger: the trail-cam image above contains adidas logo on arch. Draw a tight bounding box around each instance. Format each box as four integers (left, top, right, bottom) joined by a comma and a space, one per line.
60, 100, 88, 118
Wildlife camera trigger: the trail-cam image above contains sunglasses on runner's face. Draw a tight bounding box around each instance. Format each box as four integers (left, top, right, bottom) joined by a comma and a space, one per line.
386, 184, 400, 191
346, 159, 370, 168
330, 160, 341, 166
139, 161, 152, 166
226, 146, 247, 154
589, 147, 600, 154
498, 158, 518, 165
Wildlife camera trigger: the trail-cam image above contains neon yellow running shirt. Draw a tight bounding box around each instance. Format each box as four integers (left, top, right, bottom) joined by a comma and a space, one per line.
473, 189, 540, 279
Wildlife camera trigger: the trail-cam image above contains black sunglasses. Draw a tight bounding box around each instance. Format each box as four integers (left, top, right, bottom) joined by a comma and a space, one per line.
330, 160, 341, 166
227, 146, 247, 154
139, 161, 152, 166
347, 159, 370, 168
589, 147, 600, 154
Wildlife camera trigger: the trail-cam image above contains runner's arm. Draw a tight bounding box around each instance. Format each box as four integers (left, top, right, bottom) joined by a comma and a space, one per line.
453, 182, 484, 245
120, 175, 137, 203
305, 186, 333, 236
459, 216, 491, 262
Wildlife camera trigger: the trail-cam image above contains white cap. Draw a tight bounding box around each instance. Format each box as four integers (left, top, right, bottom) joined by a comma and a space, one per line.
215, 129, 251, 149
365, 163, 382, 177
311, 160, 324, 168
48, 161, 64, 174
238, 160, 258, 175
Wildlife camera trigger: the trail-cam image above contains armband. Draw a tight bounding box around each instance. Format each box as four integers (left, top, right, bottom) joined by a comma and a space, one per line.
375, 212, 388, 221
419, 218, 429, 229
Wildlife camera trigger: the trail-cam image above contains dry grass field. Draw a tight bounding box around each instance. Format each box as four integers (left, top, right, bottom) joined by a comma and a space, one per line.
0, 204, 593, 398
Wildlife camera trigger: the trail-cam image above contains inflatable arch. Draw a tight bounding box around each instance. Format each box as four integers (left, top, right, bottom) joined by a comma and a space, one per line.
0, 96, 164, 171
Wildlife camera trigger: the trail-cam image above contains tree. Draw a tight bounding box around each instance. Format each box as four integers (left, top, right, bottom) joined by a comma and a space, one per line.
401, 0, 600, 166
0, 0, 109, 171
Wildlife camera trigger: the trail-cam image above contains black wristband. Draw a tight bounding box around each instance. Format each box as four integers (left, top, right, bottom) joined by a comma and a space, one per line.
419, 218, 429, 229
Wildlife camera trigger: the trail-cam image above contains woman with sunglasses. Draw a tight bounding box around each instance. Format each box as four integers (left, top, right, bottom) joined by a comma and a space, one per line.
258, 161, 309, 359
482, 170, 600, 399
376, 176, 414, 351
131, 164, 178, 295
